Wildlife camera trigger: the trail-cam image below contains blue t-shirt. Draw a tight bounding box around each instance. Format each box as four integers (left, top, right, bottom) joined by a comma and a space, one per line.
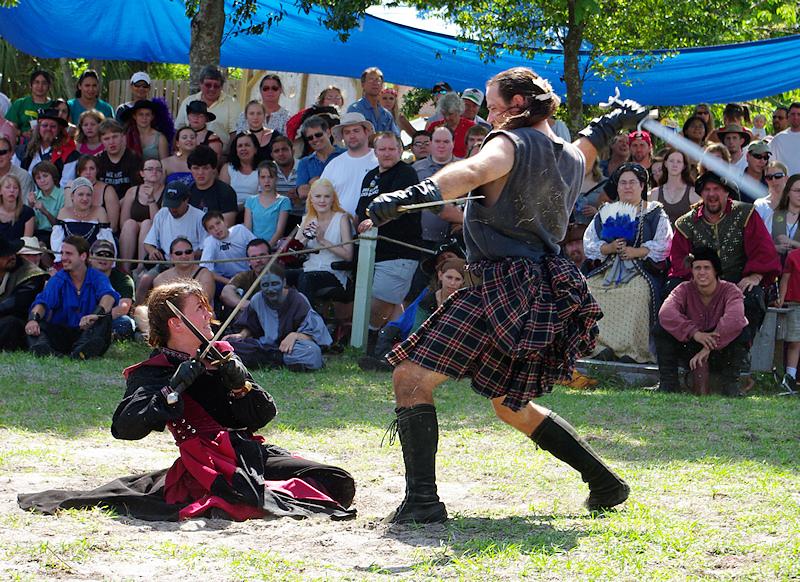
32, 267, 120, 328
347, 98, 400, 135
67, 98, 115, 125
296, 146, 345, 187
245, 195, 291, 241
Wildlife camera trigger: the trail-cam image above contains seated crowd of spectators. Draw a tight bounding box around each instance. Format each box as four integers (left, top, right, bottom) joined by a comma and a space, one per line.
2, 65, 799, 393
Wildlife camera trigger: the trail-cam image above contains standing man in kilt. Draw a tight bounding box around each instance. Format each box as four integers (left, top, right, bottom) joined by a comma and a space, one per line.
368, 67, 648, 524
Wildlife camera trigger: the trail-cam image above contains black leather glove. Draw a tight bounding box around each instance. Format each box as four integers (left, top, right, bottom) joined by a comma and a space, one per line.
169, 359, 205, 393
218, 354, 249, 391
367, 178, 443, 223
577, 99, 649, 152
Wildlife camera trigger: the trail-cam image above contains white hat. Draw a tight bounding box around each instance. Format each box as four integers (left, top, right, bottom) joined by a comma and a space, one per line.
130, 71, 151, 85
19, 236, 43, 255
332, 112, 375, 142
461, 88, 484, 106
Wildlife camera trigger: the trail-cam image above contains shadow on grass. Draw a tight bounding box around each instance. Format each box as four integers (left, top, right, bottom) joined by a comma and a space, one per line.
372, 514, 580, 573
1, 348, 798, 470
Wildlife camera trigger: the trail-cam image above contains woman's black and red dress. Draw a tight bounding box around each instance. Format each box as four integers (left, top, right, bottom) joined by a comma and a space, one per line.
18, 343, 355, 521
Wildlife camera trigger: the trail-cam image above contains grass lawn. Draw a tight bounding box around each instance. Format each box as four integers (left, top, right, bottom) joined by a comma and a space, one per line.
0, 343, 798, 580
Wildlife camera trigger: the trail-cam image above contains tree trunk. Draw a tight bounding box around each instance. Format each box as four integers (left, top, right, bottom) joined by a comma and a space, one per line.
189, 0, 225, 92
563, 1, 585, 134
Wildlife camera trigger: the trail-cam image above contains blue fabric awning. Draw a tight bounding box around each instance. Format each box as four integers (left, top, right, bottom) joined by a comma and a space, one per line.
1, 0, 797, 105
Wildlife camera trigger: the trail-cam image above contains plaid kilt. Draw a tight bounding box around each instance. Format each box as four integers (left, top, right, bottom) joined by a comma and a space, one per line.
387, 255, 602, 411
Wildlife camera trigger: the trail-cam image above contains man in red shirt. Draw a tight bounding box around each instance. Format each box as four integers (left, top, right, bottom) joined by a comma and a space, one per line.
425, 92, 475, 158
654, 247, 749, 395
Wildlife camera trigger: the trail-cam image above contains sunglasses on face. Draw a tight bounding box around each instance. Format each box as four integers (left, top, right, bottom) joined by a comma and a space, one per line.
172, 249, 193, 256
750, 153, 770, 161
305, 131, 325, 140
0, 149, 9, 155
435, 90, 448, 95
202, 81, 221, 89
96, 252, 114, 259
765, 172, 786, 180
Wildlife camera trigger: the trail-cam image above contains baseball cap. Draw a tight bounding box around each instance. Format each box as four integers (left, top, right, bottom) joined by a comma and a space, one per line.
90, 239, 116, 257
130, 72, 151, 86
627, 130, 652, 146
163, 181, 190, 208
461, 88, 484, 106
747, 140, 771, 156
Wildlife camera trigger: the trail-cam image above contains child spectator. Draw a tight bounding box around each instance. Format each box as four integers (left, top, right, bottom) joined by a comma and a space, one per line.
185, 101, 222, 158
244, 161, 290, 248
200, 210, 255, 286
76, 110, 106, 156
751, 113, 768, 140
27, 161, 64, 242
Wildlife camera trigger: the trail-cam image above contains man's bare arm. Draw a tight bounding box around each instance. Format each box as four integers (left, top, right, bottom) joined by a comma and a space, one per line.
430, 136, 515, 198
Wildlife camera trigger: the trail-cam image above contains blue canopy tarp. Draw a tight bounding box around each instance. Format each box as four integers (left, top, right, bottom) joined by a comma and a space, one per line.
1, 0, 797, 104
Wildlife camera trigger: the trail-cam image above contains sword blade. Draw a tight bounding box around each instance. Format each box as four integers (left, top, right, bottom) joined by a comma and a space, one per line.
398, 195, 484, 213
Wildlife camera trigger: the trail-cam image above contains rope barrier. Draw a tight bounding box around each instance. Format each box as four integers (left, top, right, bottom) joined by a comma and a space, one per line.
22, 231, 437, 266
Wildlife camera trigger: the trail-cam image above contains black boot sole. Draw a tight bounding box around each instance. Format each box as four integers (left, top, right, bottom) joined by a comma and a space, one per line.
586, 481, 630, 513
385, 500, 448, 524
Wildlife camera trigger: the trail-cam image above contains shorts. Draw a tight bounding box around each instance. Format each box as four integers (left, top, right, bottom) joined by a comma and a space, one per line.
372, 259, 418, 304
784, 303, 800, 342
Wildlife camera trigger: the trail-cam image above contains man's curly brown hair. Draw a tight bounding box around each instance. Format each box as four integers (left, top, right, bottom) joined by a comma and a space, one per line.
146, 279, 213, 348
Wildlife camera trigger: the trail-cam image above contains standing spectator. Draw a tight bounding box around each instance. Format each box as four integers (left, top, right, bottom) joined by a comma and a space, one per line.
270, 135, 300, 230
654, 247, 748, 395
751, 114, 768, 140
347, 67, 399, 135
426, 93, 476, 159
320, 112, 377, 215
693, 103, 716, 138
460, 88, 491, 130
0, 237, 48, 351
187, 145, 238, 226
224, 263, 332, 371
118, 158, 165, 273
409, 131, 432, 161
296, 116, 344, 202
776, 242, 800, 392
769, 102, 800, 175
27, 161, 64, 242
772, 106, 789, 136
115, 71, 153, 118
738, 140, 770, 202
76, 110, 105, 156
174, 66, 241, 147
183, 100, 223, 158
13, 109, 79, 188
716, 123, 751, 169
75, 155, 121, 232
220, 132, 259, 208
50, 177, 114, 261
95, 119, 143, 201
682, 115, 709, 147
0, 136, 34, 198
161, 127, 196, 187
649, 148, 699, 224
114, 72, 175, 147
413, 126, 462, 248
121, 100, 169, 160
356, 132, 422, 349
424, 81, 453, 126
88, 239, 135, 340
25, 235, 119, 359
5, 70, 52, 141
286, 85, 344, 142
235, 74, 292, 135
600, 133, 629, 177
200, 210, 255, 286
67, 70, 114, 124
244, 161, 290, 248
770, 174, 800, 261
0, 175, 35, 241
754, 161, 788, 232
380, 87, 416, 136
628, 130, 653, 169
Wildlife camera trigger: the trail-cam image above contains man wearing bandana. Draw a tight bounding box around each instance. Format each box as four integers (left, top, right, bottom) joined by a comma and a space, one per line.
223, 263, 332, 371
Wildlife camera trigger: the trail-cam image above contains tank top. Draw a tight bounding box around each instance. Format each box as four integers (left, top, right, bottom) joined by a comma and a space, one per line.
656, 185, 692, 224
130, 185, 162, 223
141, 131, 163, 159
464, 127, 584, 261
303, 212, 348, 287
227, 164, 259, 206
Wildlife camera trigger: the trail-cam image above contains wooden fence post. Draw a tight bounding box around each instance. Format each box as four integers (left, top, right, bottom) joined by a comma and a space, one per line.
350, 229, 377, 350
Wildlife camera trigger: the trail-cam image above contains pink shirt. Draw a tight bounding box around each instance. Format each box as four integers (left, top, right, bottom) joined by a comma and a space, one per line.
659, 280, 748, 349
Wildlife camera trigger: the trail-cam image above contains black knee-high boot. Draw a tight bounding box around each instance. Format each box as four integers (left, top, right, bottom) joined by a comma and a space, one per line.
387, 404, 447, 524
530, 412, 630, 512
